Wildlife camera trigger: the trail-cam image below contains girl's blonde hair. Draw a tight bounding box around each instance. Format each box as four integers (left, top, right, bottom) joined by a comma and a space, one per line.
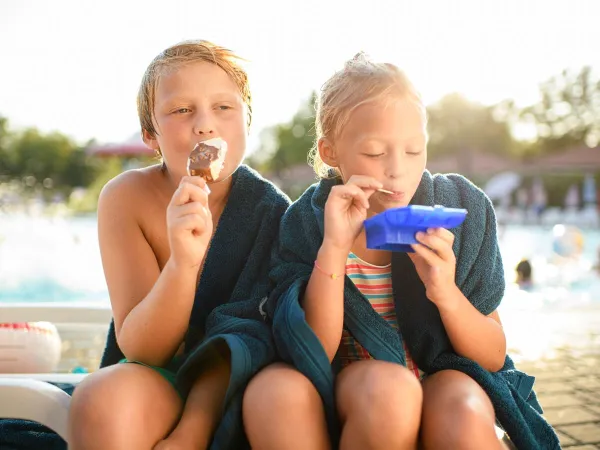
310, 52, 426, 178
137, 39, 251, 157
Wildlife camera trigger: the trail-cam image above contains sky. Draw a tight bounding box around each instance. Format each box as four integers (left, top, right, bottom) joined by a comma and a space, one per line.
1, 0, 599, 153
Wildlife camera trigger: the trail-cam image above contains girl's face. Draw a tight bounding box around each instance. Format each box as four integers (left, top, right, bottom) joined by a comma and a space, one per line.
143, 61, 248, 183
324, 97, 427, 215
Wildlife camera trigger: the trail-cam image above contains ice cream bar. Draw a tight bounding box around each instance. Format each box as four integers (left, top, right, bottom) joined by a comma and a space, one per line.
187, 137, 228, 181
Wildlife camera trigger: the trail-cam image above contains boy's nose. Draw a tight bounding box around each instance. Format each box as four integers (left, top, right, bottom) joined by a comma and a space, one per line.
193, 112, 215, 136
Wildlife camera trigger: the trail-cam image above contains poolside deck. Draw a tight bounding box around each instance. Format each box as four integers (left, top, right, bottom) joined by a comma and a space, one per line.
504, 303, 600, 448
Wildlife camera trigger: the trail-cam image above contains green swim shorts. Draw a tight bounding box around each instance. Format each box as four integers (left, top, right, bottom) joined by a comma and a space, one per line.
118, 358, 182, 398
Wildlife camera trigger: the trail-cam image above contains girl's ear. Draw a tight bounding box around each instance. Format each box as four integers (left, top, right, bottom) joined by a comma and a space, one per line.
318, 137, 338, 168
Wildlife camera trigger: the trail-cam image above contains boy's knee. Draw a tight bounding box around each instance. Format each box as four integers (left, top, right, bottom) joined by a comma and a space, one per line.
244, 363, 321, 419
337, 361, 422, 444
71, 367, 125, 422
70, 364, 172, 430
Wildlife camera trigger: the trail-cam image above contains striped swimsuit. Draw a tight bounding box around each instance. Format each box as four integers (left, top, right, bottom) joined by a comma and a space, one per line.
339, 253, 424, 379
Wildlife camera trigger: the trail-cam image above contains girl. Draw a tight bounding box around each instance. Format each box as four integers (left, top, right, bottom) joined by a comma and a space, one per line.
68, 40, 290, 450
243, 53, 558, 450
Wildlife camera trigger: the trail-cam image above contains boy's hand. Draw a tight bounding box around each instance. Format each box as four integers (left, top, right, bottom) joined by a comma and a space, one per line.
323, 175, 382, 253
167, 176, 213, 271
408, 227, 459, 309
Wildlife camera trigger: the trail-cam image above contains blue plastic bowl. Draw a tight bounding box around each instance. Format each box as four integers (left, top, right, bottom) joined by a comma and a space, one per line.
364, 205, 467, 252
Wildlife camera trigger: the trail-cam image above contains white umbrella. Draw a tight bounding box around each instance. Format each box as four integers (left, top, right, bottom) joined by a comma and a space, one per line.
483, 172, 522, 200
564, 184, 580, 209
531, 177, 547, 209
583, 173, 597, 205
87, 133, 155, 157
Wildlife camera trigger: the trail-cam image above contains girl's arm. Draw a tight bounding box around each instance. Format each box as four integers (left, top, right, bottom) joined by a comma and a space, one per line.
437, 290, 506, 372
303, 241, 348, 361
303, 176, 382, 361
410, 228, 506, 372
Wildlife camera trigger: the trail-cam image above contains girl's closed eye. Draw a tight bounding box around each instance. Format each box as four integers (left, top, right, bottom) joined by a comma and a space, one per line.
362, 152, 384, 158
406, 147, 424, 155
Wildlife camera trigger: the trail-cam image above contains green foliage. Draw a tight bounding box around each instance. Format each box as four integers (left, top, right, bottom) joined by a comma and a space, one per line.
521, 66, 600, 154
0, 117, 110, 207
426, 93, 517, 158
252, 92, 317, 175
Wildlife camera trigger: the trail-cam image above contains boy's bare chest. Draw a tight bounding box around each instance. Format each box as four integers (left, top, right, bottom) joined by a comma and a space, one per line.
138, 192, 224, 274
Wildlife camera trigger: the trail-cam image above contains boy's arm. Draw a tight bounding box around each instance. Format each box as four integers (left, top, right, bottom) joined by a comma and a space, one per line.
179, 356, 231, 447
98, 173, 197, 367
437, 288, 507, 372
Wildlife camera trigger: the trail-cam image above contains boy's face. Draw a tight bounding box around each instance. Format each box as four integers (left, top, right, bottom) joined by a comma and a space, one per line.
330, 97, 427, 215
144, 61, 247, 182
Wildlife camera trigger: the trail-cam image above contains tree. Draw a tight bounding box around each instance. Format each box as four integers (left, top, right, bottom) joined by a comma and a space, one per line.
2, 126, 102, 199
520, 66, 600, 153
426, 93, 517, 159
253, 93, 317, 175
0, 117, 12, 178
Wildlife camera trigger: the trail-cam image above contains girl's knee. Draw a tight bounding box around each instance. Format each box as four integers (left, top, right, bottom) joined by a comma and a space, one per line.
422, 370, 497, 447
336, 361, 422, 444
337, 360, 422, 419
423, 370, 494, 419
244, 363, 322, 420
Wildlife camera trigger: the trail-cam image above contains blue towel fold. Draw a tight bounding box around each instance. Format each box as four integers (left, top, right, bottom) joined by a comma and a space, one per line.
0, 165, 290, 450
268, 170, 560, 450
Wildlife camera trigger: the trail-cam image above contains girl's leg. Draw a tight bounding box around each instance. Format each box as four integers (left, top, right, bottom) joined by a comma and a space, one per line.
69, 363, 182, 450
243, 363, 331, 450
420, 369, 505, 450
336, 360, 423, 450
154, 359, 230, 450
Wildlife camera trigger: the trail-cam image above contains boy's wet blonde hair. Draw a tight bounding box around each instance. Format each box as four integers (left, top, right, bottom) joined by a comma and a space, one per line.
137, 39, 251, 156
310, 52, 427, 178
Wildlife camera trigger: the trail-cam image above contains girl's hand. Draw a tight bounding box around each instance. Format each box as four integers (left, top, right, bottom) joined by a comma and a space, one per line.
408, 227, 459, 308
166, 176, 213, 270
323, 175, 382, 253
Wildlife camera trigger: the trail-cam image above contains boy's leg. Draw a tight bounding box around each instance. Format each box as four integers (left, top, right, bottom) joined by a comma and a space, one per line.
243, 363, 331, 450
69, 363, 183, 450
336, 360, 423, 450
420, 369, 506, 450
154, 359, 230, 450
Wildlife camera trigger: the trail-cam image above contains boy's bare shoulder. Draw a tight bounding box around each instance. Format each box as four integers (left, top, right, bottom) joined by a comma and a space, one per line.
98, 164, 167, 214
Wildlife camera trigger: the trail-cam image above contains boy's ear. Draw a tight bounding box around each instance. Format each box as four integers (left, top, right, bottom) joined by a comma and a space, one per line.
142, 129, 159, 151
318, 137, 338, 168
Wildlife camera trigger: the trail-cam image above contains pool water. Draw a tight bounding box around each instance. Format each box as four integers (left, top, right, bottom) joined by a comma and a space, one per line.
1, 214, 599, 308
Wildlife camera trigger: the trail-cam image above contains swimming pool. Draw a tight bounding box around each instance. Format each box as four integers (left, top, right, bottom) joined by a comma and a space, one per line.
1, 214, 599, 308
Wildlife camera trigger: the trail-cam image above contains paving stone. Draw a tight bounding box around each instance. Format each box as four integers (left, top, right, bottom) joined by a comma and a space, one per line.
536, 381, 577, 394
586, 405, 600, 415
574, 377, 600, 391
555, 429, 577, 446
539, 393, 584, 408
576, 391, 600, 403
544, 407, 600, 426
562, 445, 599, 450
560, 423, 600, 444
